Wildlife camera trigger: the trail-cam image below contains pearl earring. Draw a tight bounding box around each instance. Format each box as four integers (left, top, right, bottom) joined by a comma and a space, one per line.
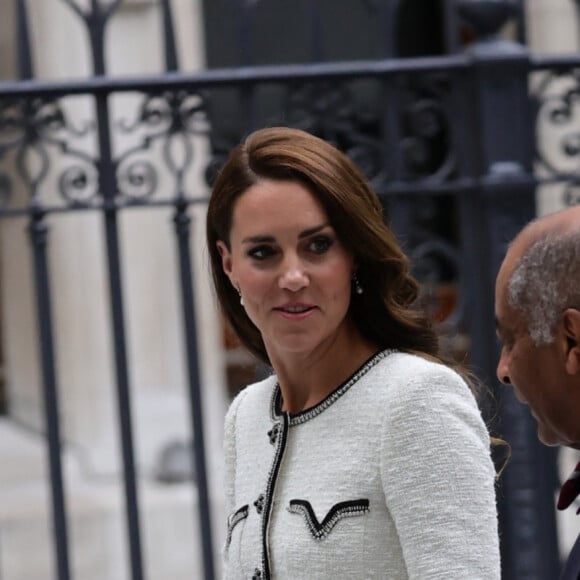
352, 274, 363, 295
236, 285, 244, 306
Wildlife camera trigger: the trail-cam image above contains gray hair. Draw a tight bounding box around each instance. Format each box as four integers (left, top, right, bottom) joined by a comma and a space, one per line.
507, 229, 580, 345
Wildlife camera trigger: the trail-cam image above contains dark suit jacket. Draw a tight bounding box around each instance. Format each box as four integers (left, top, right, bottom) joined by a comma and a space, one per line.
561, 532, 580, 580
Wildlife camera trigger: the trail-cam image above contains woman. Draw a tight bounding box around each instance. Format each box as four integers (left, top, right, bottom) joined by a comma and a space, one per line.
207, 127, 500, 579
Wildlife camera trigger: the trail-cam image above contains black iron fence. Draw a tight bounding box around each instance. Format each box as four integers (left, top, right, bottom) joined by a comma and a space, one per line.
1, 0, 579, 579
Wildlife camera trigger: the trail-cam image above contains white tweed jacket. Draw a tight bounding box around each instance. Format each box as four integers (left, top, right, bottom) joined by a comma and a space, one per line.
223, 350, 500, 580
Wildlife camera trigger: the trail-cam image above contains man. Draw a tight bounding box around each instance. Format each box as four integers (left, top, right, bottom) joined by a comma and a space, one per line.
495, 204, 580, 580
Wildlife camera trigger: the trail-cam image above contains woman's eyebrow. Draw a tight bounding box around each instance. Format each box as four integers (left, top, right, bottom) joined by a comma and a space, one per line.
298, 223, 331, 239
241, 234, 275, 244
241, 223, 332, 244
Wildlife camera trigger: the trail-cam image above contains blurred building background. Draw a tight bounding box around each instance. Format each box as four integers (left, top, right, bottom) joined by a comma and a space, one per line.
0, 1, 579, 579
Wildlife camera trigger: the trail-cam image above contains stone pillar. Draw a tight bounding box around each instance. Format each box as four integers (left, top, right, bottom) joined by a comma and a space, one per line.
0, 0, 16, 78
526, 0, 579, 54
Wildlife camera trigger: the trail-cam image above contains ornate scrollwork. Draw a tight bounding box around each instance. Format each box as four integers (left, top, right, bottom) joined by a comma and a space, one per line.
0, 171, 11, 209
117, 159, 157, 201
115, 90, 210, 201
400, 75, 456, 183
120, 92, 208, 137
534, 69, 580, 183
562, 180, 580, 207
410, 234, 466, 360
62, 0, 123, 24
205, 149, 230, 188
16, 140, 49, 199
533, 68, 580, 208
0, 100, 24, 146
284, 81, 386, 184
456, 0, 518, 40
411, 238, 463, 325
59, 163, 99, 206
278, 74, 455, 188
0, 97, 99, 209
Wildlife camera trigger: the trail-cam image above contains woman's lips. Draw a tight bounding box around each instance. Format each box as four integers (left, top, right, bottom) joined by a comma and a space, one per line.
274, 304, 316, 319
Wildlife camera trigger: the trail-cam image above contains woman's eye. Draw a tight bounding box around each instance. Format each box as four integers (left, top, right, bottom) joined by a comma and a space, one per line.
247, 245, 276, 260
309, 236, 334, 254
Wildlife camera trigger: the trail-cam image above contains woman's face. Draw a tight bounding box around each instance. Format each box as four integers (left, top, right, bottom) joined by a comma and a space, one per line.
217, 179, 356, 360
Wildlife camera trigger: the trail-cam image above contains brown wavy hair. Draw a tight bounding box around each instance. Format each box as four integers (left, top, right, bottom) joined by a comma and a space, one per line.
206, 126, 441, 366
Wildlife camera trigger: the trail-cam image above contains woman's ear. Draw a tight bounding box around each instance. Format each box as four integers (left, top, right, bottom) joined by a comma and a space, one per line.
216, 240, 234, 279
562, 308, 580, 375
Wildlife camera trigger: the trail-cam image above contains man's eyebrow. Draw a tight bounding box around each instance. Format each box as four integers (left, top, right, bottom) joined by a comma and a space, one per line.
494, 317, 506, 336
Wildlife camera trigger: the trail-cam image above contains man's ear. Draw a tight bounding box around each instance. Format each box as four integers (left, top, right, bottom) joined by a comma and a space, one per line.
216, 240, 234, 279
562, 308, 580, 375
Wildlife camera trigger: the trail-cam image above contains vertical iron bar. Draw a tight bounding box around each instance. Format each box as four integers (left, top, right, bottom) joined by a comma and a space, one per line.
240, 84, 257, 136
515, 0, 528, 46
380, 78, 404, 184
575, 0, 580, 49
237, 1, 257, 134
18, 2, 71, 578
442, 0, 460, 54
87, 2, 145, 579
89, 0, 106, 78
15, 0, 33, 80
379, 76, 410, 248
308, 0, 323, 62
95, 92, 146, 580
29, 211, 72, 580
237, 0, 255, 66
160, 0, 179, 72
380, 0, 400, 58
173, 202, 216, 580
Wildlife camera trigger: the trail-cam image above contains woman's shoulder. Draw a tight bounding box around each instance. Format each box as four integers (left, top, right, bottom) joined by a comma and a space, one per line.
367, 350, 473, 405
370, 352, 488, 442
375, 350, 464, 382
224, 373, 277, 426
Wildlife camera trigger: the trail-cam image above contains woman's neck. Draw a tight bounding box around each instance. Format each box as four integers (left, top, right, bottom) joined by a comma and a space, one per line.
268, 331, 379, 414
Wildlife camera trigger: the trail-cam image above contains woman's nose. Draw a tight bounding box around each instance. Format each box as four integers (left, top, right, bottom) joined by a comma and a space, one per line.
278, 256, 308, 291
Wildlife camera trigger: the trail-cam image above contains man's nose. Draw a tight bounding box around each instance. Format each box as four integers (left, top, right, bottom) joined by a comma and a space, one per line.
496, 349, 511, 385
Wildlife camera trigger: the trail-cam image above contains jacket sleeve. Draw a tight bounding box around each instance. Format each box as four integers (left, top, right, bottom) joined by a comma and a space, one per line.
379, 364, 501, 580
222, 388, 248, 572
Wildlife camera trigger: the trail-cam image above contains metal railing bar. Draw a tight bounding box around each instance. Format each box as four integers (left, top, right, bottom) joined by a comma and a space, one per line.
530, 53, 580, 71
2, 50, 580, 102
2, 171, 580, 221
173, 201, 215, 580
0, 55, 471, 98
28, 211, 72, 580
0, 195, 208, 218
1, 53, 578, 101
95, 92, 146, 580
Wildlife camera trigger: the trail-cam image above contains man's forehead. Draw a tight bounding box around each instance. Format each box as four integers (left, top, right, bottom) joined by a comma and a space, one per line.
496, 223, 538, 291
495, 295, 526, 338
495, 243, 526, 328
497, 208, 574, 292
497, 244, 520, 295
